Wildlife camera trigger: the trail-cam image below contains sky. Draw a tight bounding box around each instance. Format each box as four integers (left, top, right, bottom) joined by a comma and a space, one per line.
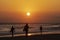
0, 0, 60, 23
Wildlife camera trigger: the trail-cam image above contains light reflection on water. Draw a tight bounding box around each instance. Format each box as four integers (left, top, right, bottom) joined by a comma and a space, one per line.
28, 34, 32, 36
0, 32, 60, 37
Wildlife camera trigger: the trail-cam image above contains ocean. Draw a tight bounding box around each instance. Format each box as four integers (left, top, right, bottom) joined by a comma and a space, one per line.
0, 23, 60, 37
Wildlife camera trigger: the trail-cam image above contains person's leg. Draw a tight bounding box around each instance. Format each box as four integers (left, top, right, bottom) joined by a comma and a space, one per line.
12, 31, 14, 38
26, 31, 28, 37
41, 30, 43, 40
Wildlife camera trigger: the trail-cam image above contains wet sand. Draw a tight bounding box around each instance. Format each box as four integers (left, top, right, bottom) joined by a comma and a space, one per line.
0, 31, 60, 37
0, 34, 60, 40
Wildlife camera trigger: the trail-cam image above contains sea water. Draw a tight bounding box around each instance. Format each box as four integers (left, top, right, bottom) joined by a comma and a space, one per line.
0, 24, 60, 36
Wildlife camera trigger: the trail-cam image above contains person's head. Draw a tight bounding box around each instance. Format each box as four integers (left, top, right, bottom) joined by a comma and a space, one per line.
12, 26, 14, 28
26, 23, 28, 26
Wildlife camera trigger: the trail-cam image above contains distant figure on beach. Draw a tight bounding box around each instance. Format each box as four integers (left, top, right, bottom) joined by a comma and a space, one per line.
23, 24, 29, 37
10, 26, 15, 38
40, 25, 43, 34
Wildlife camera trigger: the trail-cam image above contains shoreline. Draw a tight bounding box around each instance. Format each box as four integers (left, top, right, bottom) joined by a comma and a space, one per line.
0, 31, 60, 37
0, 34, 60, 40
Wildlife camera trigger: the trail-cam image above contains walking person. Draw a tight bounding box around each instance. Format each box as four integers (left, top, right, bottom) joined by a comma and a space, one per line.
23, 24, 29, 37
10, 26, 15, 38
40, 25, 43, 40
40, 25, 43, 34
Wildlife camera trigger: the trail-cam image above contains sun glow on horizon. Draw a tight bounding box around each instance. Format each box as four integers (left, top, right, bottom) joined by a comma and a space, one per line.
26, 12, 30, 16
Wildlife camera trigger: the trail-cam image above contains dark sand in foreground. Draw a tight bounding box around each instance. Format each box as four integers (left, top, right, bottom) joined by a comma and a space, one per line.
0, 34, 60, 40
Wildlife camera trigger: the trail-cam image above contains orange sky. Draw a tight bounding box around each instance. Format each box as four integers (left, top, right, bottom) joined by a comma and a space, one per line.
0, 0, 60, 23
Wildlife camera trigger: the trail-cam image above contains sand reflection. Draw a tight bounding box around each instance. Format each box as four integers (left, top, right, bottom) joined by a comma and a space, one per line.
28, 34, 32, 36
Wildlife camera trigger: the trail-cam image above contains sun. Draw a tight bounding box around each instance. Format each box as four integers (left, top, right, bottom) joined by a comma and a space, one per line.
26, 12, 30, 16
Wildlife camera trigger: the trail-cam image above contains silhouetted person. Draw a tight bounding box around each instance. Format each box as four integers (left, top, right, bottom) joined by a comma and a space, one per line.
40, 25, 43, 40
23, 24, 29, 37
10, 26, 15, 38
40, 25, 43, 35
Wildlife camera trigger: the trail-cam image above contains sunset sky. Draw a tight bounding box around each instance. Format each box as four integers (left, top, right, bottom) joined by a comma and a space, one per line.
0, 0, 60, 23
